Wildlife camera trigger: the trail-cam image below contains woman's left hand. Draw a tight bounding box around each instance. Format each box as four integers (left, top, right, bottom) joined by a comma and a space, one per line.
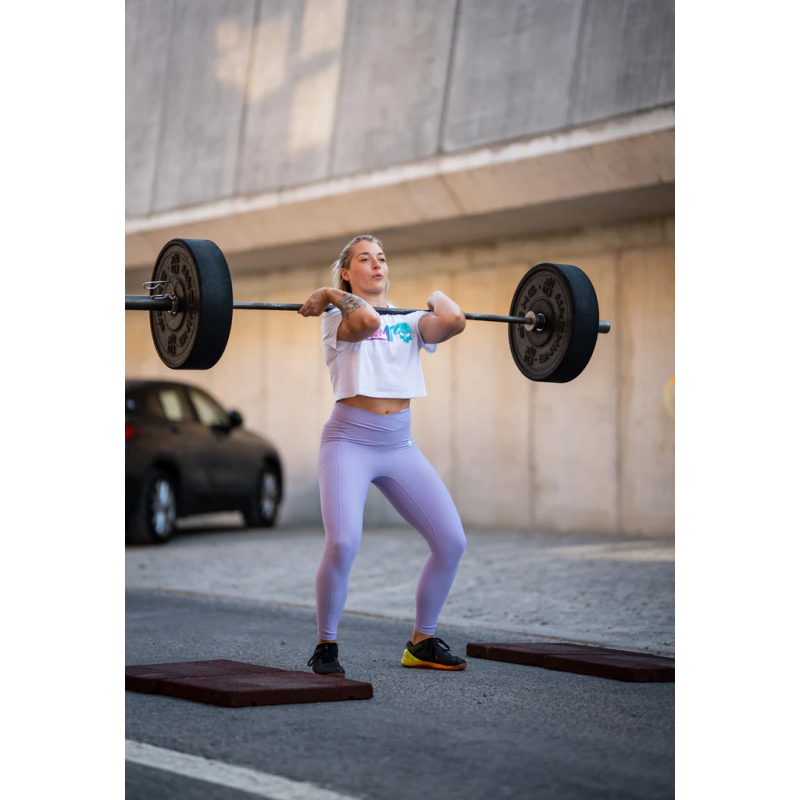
426, 291, 442, 312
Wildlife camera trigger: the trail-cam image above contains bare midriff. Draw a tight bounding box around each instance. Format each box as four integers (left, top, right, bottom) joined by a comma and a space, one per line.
338, 395, 411, 415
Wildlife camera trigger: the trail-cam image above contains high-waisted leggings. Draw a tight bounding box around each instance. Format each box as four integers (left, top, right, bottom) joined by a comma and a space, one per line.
315, 402, 466, 641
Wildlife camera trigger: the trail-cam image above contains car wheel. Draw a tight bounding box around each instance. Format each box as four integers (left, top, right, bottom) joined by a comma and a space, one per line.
244, 466, 280, 528
130, 468, 178, 545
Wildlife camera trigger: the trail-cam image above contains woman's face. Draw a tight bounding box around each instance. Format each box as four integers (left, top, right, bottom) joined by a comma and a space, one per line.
343, 240, 388, 304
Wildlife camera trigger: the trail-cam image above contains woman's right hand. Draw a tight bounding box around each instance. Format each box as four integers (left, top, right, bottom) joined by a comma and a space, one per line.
298, 288, 332, 316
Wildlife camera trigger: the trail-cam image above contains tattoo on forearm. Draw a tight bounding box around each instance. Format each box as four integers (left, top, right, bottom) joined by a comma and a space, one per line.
338, 292, 368, 321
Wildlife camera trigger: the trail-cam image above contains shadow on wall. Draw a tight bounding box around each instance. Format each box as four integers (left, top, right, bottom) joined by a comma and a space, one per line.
216, 0, 348, 194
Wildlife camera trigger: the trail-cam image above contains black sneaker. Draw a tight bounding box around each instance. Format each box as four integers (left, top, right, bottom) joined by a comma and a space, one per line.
401, 636, 467, 670
307, 642, 346, 677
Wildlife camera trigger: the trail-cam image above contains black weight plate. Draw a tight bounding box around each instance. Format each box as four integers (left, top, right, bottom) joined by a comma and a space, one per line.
508, 263, 599, 383
149, 239, 233, 370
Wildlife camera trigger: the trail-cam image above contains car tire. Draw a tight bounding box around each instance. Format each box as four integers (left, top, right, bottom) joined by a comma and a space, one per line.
244, 465, 280, 529
130, 468, 178, 545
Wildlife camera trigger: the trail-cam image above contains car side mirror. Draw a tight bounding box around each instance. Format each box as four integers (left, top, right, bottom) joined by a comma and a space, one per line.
228, 409, 244, 428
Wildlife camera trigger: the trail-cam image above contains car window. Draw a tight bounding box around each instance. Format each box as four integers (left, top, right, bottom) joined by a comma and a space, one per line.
144, 392, 163, 418
153, 388, 190, 422
188, 388, 229, 428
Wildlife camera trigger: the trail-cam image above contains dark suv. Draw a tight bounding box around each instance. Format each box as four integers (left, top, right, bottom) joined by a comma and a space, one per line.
125, 379, 283, 544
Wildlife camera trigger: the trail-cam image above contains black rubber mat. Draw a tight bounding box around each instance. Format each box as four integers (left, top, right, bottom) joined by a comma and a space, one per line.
126, 659, 373, 706
466, 643, 674, 682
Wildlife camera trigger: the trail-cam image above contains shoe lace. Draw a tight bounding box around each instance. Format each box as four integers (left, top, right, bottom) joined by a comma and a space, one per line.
307, 642, 337, 667
429, 637, 451, 656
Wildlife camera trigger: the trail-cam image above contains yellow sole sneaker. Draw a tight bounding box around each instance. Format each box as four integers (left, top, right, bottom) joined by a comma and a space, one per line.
401, 639, 467, 670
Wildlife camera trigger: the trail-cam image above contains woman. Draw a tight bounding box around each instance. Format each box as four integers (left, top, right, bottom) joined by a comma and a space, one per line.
298, 235, 468, 678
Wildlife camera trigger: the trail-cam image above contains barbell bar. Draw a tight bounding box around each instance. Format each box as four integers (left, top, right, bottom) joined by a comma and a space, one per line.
124, 238, 611, 382
125, 295, 611, 333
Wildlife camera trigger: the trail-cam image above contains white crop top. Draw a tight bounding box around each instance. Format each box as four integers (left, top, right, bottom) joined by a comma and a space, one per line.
320, 302, 437, 400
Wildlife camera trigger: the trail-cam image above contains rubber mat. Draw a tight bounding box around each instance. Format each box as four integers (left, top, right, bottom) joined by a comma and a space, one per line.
466, 643, 674, 682
126, 659, 373, 706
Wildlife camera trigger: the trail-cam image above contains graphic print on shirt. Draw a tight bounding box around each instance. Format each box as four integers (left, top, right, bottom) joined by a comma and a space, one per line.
365, 322, 413, 343
365, 327, 389, 342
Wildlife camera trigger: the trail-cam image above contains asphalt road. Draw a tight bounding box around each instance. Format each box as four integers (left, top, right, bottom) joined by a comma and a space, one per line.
126, 586, 674, 799
127, 522, 675, 655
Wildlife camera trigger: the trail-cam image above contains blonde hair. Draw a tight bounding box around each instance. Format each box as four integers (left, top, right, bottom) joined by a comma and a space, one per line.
330, 234, 392, 303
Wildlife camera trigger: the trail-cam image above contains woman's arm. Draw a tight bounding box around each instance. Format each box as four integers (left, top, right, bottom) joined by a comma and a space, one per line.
327, 288, 381, 340
418, 291, 467, 344
298, 288, 381, 341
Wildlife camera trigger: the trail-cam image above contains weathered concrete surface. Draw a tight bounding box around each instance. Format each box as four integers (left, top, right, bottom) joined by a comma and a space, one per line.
618, 245, 675, 534
125, 107, 674, 269
125, 0, 174, 217
236, 0, 349, 193
330, 0, 457, 175
530, 251, 619, 532
125, 0, 675, 269
570, 0, 675, 126
125, 524, 675, 655
150, 0, 257, 212
123, 183, 674, 280
443, 0, 584, 150
126, 0, 674, 216
125, 217, 675, 535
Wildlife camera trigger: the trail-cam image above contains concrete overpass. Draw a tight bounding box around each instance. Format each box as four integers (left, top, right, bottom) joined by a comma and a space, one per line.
126, 0, 675, 535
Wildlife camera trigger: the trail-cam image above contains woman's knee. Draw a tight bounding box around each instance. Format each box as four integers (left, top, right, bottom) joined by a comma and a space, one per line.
325, 535, 361, 567
438, 526, 466, 562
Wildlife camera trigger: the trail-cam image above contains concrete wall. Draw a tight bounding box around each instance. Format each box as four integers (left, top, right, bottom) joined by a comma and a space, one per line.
126, 0, 675, 217
125, 216, 675, 536
445, 0, 675, 149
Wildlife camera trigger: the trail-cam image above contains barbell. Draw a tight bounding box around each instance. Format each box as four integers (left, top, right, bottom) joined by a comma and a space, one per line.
124, 238, 611, 383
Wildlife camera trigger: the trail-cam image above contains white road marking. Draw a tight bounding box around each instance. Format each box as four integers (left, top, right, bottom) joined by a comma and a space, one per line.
126, 740, 362, 800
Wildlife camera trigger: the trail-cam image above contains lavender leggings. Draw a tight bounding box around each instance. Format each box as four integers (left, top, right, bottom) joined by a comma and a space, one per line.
315, 402, 466, 641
